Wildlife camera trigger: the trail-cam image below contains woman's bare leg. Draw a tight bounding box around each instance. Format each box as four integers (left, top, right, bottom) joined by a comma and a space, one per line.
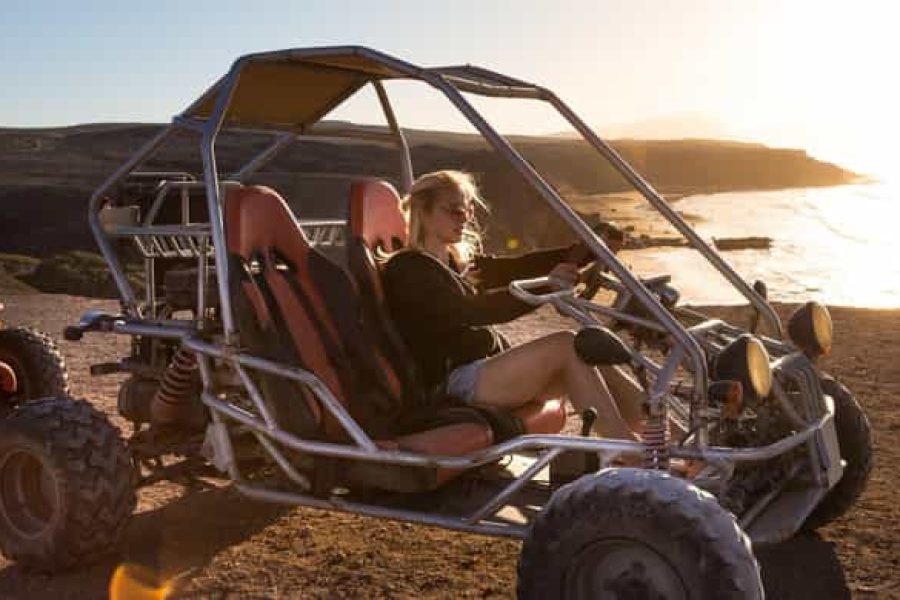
597, 365, 646, 431
472, 331, 639, 440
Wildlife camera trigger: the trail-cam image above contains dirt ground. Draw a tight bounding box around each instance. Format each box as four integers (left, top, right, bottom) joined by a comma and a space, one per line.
0, 293, 897, 599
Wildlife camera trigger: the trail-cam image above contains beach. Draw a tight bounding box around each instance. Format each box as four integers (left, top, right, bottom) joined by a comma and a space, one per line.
578, 182, 900, 308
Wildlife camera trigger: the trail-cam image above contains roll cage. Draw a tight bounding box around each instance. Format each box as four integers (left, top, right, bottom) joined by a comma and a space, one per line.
78, 46, 840, 544
92, 46, 781, 400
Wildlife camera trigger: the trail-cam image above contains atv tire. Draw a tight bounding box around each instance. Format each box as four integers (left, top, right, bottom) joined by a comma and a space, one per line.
0, 327, 68, 412
0, 397, 136, 570
804, 376, 873, 530
518, 468, 763, 600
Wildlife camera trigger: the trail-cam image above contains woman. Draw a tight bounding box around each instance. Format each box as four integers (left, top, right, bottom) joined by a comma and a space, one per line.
382, 170, 644, 440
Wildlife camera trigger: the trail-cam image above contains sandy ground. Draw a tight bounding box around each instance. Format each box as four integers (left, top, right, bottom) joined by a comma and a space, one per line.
0, 293, 897, 599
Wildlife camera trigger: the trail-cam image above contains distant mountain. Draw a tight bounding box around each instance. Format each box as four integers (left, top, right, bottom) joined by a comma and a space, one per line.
0, 122, 858, 256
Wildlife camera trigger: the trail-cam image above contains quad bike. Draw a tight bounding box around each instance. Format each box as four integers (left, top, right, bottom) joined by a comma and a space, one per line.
0, 47, 873, 598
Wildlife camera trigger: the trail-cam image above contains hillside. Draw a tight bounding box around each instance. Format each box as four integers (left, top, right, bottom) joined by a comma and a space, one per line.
0, 123, 857, 256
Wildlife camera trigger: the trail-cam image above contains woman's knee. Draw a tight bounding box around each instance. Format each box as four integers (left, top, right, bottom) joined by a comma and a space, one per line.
544, 330, 577, 351
536, 331, 579, 369
546, 330, 594, 364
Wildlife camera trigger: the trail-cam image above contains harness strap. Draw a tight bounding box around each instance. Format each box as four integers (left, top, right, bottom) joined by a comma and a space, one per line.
235, 252, 325, 438
269, 249, 400, 415
348, 239, 426, 407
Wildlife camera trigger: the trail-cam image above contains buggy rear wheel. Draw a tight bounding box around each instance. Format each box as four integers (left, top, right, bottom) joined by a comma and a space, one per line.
0, 397, 135, 570
517, 468, 763, 599
0, 327, 68, 416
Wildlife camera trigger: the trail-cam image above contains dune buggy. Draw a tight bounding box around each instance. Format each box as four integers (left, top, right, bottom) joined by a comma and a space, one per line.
0, 47, 872, 598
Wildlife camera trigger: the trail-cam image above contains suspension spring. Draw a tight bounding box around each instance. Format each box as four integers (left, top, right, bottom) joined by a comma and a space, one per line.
642, 409, 670, 470
152, 347, 199, 417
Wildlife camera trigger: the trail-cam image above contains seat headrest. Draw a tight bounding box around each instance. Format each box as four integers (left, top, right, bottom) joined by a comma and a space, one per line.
225, 185, 312, 261
348, 180, 407, 252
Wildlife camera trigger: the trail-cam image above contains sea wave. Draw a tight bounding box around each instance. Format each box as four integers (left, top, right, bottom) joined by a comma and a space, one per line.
623, 183, 900, 308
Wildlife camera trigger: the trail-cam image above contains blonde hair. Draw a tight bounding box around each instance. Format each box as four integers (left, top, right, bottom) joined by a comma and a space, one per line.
402, 170, 486, 265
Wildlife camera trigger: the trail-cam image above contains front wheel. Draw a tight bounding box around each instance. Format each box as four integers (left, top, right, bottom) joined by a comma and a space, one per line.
518, 468, 763, 599
0, 397, 136, 570
804, 376, 873, 530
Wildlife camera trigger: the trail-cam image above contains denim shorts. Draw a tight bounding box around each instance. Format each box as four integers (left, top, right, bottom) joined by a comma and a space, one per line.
445, 359, 487, 405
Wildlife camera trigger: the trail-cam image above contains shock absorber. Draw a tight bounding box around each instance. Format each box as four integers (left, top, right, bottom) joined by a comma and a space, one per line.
642, 407, 670, 470
636, 364, 670, 470
150, 347, 203, 429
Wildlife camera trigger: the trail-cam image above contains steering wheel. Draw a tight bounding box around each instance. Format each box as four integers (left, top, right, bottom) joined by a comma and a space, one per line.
580, 262, 617, 300
563, 221, 629, 301
561, 239, 605, 300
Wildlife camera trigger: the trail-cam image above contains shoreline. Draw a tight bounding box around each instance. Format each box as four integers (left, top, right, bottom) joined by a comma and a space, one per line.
569, 181, 900, 310
574, 180, 873, 240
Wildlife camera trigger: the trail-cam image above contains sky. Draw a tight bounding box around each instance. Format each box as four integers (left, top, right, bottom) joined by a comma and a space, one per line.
1, 0, 897, 180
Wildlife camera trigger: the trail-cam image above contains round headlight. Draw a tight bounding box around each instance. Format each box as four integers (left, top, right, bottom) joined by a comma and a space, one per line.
715, 334, 773, 400
788, 301, 833, 356
745, 337, 773, 398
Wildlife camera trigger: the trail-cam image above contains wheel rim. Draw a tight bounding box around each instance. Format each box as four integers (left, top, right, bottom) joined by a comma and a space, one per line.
0, 353, 29, 399
0, 450, 59, 538
565, 538, 688, 600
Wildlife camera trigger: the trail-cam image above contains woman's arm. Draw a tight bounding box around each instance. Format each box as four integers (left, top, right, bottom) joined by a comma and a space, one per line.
383, 252, 536, 328
470, 246, 576, 289
470, 222, 627, 289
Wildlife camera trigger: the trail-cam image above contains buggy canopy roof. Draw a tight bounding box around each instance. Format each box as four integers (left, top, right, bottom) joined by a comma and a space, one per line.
183, 46, 540, 131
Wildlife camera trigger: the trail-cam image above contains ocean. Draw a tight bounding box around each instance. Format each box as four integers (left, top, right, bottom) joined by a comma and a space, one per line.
618, 182, 899, 309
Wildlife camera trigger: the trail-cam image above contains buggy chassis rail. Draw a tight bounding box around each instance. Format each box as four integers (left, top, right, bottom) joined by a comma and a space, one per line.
77, 311, 835, 541
90, 312, 830, 472
193, 328, 830, 540
99, 324, 829, 471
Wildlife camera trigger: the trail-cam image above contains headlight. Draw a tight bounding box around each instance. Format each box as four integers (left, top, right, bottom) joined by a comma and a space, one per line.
714, 334, 773, 400
788, 301, 833, 357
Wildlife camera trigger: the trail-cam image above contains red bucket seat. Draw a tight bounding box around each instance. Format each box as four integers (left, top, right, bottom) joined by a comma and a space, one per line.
224, 184, 494, 492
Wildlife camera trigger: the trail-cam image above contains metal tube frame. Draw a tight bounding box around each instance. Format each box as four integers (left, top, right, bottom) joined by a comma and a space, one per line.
88, 125, 178, 314
236, 483, 528, 539
84, 46, 833, 542
229, 132, 295, 181
372, 80, 414, 193
189, 326, 826, 539
92, 317, 824, 471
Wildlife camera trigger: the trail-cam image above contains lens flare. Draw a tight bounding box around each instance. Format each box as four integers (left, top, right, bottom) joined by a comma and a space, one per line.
109, 563, 172, 600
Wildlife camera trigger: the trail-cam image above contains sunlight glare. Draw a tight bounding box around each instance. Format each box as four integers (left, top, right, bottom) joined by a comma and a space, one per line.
109, 563, 172, 600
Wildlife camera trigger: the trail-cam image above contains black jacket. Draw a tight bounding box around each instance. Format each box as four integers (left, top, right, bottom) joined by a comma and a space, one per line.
382, 247, 574, 391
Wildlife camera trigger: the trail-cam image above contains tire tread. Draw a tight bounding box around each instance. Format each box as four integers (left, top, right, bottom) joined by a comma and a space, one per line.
0, 397, 135, 570
0, 326, 69, 401
517, 468, 763, 599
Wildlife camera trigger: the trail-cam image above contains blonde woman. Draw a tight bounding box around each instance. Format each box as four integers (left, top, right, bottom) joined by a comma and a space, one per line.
382, 170, 643, 440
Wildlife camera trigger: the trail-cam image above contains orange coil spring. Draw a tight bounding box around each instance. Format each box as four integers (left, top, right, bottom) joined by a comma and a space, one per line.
642, 412, 670, 470
154, 348, 198, 408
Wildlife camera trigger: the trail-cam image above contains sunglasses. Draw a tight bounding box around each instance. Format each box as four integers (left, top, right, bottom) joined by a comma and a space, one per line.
437, 203, 473, 220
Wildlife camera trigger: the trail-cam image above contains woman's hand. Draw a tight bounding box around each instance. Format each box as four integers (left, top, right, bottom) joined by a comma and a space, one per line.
565, 221, 628, 265
548, 262, 581, 288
